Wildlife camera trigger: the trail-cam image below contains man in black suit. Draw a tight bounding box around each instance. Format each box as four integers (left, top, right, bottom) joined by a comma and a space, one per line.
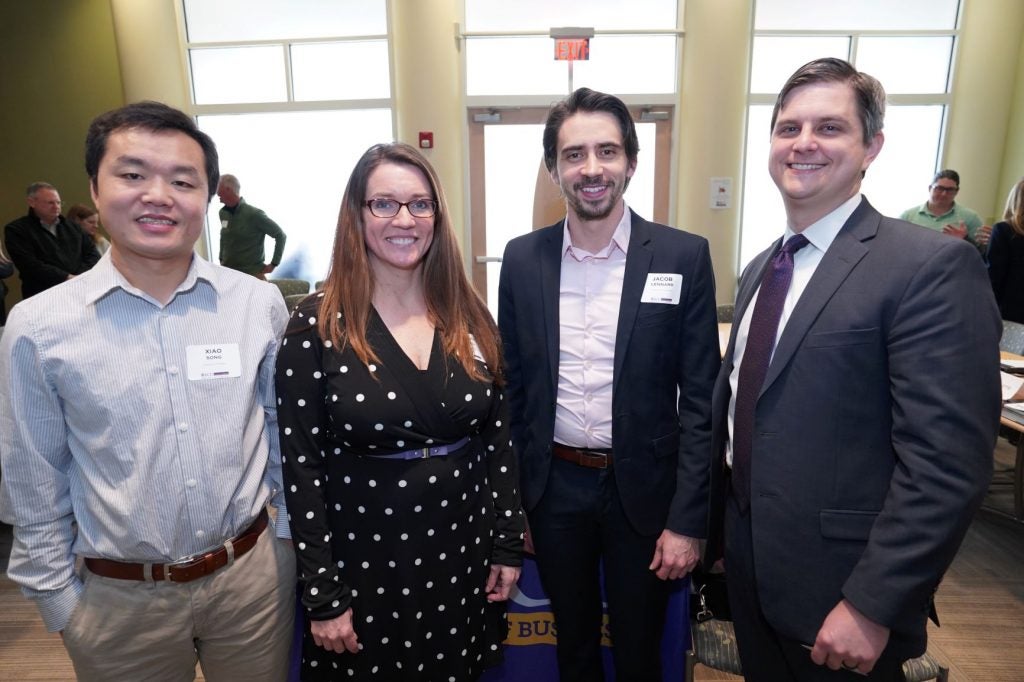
4, 182, 100, 299
706, 58, 999, 681
498, 88, 720, 681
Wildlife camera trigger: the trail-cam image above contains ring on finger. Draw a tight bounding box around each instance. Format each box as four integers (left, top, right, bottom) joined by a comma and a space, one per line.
841, 661, 858, 671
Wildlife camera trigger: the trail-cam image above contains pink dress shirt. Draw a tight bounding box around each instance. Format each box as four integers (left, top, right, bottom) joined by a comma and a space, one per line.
553, 207, 633, 449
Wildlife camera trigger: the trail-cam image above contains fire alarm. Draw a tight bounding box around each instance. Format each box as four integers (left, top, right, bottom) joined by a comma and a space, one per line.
418, 132, 433, 149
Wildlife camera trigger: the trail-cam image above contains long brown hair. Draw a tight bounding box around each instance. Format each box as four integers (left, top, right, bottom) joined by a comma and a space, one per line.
1004, 177, 1024, 237
317, 142, 503, 384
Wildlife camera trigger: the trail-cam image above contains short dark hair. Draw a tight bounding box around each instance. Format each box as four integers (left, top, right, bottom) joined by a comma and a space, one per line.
771, 57, 886, 146
932, 169, 960, 187
542, 87, 639, 173
85, 101, 220, 200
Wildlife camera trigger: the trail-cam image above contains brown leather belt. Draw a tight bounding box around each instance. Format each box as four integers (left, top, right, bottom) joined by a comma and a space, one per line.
552, 443, 613, 469
84, 509, 269, 583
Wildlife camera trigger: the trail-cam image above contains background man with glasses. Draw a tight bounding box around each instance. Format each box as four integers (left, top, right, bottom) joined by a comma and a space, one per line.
900, 169, 991, 254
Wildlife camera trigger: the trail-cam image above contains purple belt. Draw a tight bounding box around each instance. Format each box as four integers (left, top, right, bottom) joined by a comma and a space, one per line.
373, 435, 471, 460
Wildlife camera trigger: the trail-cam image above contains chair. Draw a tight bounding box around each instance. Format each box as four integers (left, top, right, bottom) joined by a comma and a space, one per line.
685, 618, 948, 682
268, 278, 310, 298
716, 303, 735, 323
1000, 320, 1024, 354
284, 293, 307, 311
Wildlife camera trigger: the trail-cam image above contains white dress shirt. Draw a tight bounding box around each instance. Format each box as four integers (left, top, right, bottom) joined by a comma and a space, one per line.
726, 194, 863, 465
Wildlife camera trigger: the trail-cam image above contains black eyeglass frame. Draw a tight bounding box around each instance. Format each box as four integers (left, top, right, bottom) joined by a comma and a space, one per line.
364, 198, 437, 218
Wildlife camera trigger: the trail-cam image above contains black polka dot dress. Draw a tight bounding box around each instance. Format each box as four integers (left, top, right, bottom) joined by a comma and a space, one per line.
276, 298, 524, 681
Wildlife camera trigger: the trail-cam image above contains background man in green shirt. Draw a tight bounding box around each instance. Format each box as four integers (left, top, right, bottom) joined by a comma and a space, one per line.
900, 169, 991, 256
217, 174, 287, 279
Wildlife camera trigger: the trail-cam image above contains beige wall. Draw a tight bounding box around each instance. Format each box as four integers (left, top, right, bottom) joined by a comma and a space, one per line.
998, 19, 1024, 216
109, 0, 191, 108
943, 0, 1024, 223
390, 0, 467, 248
676, 0, 754, 302
0, 0, 124, 312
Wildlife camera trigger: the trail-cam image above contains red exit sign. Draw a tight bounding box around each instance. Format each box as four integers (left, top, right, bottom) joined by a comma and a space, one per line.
554, 38, 590, 61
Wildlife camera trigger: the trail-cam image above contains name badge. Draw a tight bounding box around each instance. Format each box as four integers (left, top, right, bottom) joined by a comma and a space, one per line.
640, 273, 682, 304
187, 344, 241, 380
220, 219, 229, 229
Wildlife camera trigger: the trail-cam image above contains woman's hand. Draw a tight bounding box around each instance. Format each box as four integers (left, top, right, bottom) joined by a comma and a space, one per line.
310, 608, 359, 654
485, 564, 521, 602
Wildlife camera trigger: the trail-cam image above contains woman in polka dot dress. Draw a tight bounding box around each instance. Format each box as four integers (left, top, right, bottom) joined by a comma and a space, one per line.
276, 142, 525, 681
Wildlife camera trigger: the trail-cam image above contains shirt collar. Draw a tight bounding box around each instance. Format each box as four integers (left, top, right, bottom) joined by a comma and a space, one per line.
561, 202, 633, 260
785, 193, 862, 253
83, 251, 219, 306
922, 202, 955, 219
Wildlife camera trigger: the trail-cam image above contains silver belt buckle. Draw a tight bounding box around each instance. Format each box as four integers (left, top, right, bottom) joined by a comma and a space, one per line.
164, 552, 199, 581
421, 447, 431, 459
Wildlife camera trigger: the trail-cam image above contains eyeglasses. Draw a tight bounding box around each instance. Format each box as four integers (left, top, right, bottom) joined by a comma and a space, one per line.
931, 185, 959, 194
364, 198, 437, 219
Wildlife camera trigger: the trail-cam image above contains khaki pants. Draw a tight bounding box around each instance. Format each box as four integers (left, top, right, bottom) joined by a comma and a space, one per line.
63, 522, 296, 682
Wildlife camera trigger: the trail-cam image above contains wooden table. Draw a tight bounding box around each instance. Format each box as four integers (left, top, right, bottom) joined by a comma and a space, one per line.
996, 351, 1024, 522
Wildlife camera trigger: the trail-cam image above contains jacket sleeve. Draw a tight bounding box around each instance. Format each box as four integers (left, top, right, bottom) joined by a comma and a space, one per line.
841, 238, 999, 627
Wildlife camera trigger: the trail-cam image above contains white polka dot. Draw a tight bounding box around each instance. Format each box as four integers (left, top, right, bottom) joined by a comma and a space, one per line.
286, 369, 293, 376
344, 475, 351, 483
385, 508, 393, 515
369, 479, 377, 487
369, 364, 377, 372
313, 371, 322, 379
297, 398, 306, 406
387, 391, 396, 400
396, 440, 405, 447
404, 420, 413, 427
283, 427, 292, 436
399, 480, 408, 488
356, 393, 365, 402
358, 505, 366, 513
340, 365, 348, 373
310, 587, 319, 596
309, 316, 317, 324
429, 476, 437, 484
465, 393, 473, 401
414, 505, 422, 513
401, 533, 409, 540
374, 423, 384, 431
302, 340, 311, 348
305, 511, 314, 519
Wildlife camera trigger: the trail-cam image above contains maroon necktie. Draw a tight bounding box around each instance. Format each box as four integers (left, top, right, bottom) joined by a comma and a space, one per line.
731, 234, 810, 512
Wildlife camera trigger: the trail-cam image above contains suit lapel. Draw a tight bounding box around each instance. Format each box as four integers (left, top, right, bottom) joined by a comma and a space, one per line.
539, 221, 564, 393
613, 212, 653, 394
760, 201, 879, 394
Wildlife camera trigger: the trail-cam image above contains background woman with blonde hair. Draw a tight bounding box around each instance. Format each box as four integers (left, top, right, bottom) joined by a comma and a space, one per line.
988, 177, 1024, 322
276, 142, 524, 681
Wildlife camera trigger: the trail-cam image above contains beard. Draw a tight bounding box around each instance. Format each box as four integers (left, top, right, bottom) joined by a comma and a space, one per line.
562, 180, 627, 222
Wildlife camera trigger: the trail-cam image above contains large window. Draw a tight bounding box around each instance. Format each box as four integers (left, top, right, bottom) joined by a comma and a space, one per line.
739, 0, 961, 269
181, 0, 393, 286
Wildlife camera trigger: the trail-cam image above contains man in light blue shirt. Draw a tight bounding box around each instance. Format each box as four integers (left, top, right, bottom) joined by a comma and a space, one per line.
0, 102, 296, 681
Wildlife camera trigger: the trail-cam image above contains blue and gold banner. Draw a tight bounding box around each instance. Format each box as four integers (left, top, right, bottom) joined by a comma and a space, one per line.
480, 556, 691, 681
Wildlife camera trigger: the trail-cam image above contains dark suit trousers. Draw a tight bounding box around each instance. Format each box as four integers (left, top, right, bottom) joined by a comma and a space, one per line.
724, 493, 905, 682
529, 456, 669, 682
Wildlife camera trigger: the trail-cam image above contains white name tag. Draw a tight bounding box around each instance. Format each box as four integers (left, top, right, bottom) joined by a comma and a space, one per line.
220, 219, 229, 229
640, 273, 682, 304
187, 343, 241, 380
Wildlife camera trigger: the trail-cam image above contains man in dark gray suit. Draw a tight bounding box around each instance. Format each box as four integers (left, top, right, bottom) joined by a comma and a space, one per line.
499, 88, 720, 681
706, 58, 999, 681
